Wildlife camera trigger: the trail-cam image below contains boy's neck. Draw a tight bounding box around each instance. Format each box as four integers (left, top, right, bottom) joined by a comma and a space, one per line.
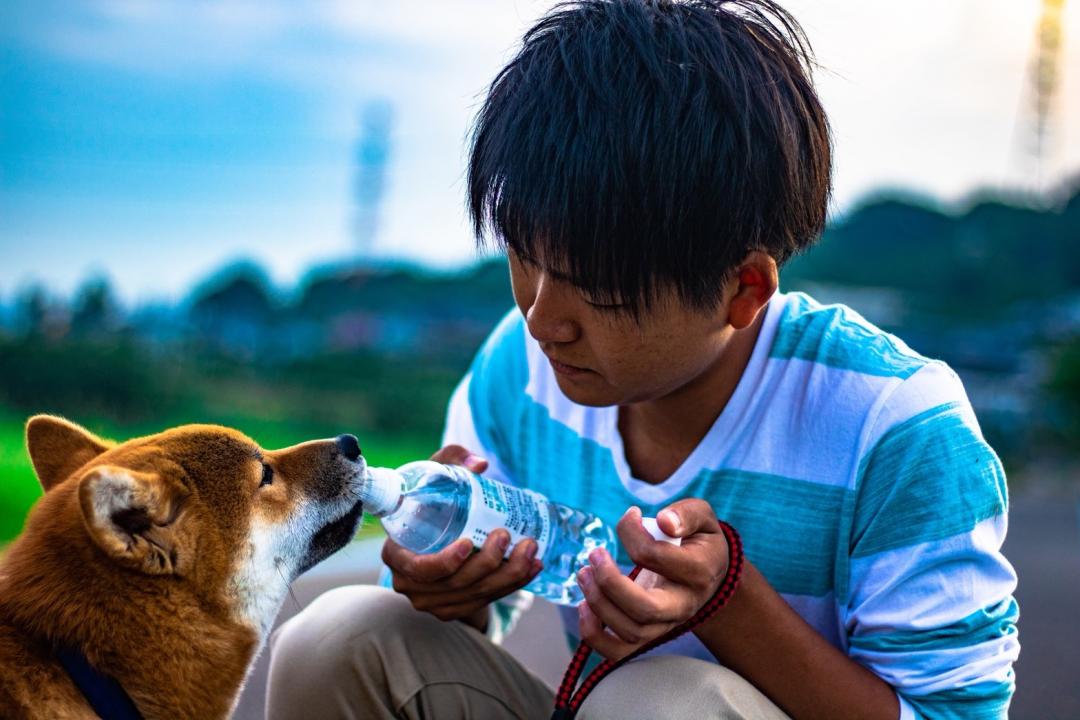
618, 307, 765, 485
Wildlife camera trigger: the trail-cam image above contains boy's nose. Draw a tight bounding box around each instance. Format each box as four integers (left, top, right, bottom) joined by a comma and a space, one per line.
524, 275, 579, 345
335, 434, 362, 462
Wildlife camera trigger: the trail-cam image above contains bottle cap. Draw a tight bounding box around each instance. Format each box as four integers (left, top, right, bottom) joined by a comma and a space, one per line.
641, 517, 682, 546
361, 467, 404, 516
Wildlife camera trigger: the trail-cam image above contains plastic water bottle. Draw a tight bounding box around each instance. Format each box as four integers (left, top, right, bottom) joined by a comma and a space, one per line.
361, 461, 615, 604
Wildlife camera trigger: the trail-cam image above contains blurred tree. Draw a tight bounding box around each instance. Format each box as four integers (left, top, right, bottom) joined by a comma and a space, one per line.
70, 276, 122, 340
1045, 335, 1080, 449
188, 261, 277, 358
12, 284, 65, 340
783, 184, 1080, 319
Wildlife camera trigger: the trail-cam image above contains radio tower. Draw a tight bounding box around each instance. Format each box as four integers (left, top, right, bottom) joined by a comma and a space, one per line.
353, 100, 394, 259
1027, 0, 1066, 193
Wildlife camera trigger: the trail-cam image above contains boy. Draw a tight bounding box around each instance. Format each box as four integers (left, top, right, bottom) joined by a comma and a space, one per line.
267, 1, 1019, 718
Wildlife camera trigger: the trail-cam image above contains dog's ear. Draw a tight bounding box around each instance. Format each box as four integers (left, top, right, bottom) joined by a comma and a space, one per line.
78, 465, 191, 575
26, 415, 114, 492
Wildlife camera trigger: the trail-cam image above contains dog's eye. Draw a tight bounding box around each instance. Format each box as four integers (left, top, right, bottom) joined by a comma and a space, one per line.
260, 464, 274, 487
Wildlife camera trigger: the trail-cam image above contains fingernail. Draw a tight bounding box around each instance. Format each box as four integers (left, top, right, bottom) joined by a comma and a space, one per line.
589, 549, 607, 567
496, 532, 510, 553
624, 505, 641, 519
531, 560, 543, 574
455, 541, 472, 559
578, 567, 593, 588
465, 453, 486, 466
661, 510, 682, 534
525, 541, 538, 561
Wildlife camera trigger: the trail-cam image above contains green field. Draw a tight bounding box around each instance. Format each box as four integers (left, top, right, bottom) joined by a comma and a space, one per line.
0, 406, 429, 544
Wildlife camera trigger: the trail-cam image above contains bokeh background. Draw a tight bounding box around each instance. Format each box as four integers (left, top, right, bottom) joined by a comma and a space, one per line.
1, 1, 1077, 718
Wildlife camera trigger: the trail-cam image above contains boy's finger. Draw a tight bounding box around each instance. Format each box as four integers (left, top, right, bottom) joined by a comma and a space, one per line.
577, 567, 661, 645
657, 499, 720, 538
444, 529, 511, 589
473, 538, 541, 595
615, 514, 696, 579
429, 444, 472, 464
578, 601, 635, 662
586, 548, 691, 624
429, 444, 488, 473
463, 454, 489, 473
386, 537, 473, 583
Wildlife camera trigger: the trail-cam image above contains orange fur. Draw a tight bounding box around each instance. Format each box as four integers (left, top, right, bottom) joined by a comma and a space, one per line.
0, 416, 366, 719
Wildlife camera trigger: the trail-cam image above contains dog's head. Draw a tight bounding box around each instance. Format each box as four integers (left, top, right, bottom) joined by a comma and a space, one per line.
23, 415, 366, 635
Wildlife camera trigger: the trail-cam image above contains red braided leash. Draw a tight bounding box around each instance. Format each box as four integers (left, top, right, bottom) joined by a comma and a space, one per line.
551, 521, 744, 720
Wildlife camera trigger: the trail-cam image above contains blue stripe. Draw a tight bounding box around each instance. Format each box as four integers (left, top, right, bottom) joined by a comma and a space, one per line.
851, 402, 1008, 559
849, 597, 1018, 654
468, 310, 529, 478
902, 679, 1014, 720
770, 291, 927, 379
690, 469, 847, 598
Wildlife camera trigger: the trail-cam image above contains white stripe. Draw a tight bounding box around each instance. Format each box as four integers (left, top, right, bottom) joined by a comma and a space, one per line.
846, 515, 1016, 635
860, 360, 981, 452
897, 693, 919, 720
856, 636, 1019, 696
705, 356, 897, 489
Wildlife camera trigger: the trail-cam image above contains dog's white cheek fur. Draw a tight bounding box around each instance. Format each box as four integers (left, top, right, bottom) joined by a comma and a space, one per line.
228, 473, 363, 641
228, 504, 323, 640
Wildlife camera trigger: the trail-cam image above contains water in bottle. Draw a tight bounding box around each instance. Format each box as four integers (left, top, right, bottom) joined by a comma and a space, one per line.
361, 460, 615, 604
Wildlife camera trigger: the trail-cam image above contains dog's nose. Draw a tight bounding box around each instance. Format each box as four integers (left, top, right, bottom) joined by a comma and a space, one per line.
336, 434, 362, 462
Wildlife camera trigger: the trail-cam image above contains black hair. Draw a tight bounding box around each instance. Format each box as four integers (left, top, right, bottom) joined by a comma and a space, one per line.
467, 0, 831, 315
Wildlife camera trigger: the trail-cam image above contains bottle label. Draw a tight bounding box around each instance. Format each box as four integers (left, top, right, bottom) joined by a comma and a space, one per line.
464, 473, 552, 559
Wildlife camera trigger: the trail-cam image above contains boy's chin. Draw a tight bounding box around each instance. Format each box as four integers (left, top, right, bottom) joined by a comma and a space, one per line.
553, 373, 622, 408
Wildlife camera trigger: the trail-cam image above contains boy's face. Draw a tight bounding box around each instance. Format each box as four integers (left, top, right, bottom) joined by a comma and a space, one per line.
508, 251, 744, 408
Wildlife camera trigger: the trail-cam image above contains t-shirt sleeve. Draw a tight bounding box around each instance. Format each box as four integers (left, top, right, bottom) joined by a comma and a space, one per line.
844, 362, 1019, 720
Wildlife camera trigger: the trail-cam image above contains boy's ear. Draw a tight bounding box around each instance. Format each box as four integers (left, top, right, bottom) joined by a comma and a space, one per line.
726, 251, 778, 330
78, 465, 191, 576
26, 415, 114, 492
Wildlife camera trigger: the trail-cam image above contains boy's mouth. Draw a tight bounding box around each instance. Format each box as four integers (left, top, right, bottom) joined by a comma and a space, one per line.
548, 355, 591, 377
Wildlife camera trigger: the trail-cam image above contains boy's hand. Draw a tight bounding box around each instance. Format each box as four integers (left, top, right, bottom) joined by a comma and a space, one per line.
576, 500, 730, 660
381, 444, 543, 631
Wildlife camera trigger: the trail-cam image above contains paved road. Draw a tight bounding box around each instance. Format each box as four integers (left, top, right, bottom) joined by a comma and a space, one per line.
236, 491, 1080, 719
1002, 493, 1080, 720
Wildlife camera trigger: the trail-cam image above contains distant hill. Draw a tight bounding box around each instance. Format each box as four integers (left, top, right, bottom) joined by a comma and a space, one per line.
782, 184, 1080, 319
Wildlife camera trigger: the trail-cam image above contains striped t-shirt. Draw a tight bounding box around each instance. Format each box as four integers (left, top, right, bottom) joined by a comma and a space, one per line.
441, 289, 1019, 720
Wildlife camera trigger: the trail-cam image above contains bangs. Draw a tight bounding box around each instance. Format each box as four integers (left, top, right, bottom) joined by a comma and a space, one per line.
468, 0, 830, 316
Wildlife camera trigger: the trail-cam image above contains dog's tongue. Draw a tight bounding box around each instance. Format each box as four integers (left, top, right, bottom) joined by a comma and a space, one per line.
360, 467, 404, 516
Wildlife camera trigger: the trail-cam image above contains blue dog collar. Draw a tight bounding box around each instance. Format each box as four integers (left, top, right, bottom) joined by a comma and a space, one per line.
56, 645, 143, 720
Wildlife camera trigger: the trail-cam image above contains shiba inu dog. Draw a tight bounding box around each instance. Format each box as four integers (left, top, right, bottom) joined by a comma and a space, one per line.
0, 416, 367, 719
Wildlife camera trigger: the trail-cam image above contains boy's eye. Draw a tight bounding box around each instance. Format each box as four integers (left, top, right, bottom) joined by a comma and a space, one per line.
585, 298, 627, 313
260, 464, 274, 487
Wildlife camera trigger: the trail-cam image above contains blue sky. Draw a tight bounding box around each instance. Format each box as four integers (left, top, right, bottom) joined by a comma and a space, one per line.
1, 0, 1077, 303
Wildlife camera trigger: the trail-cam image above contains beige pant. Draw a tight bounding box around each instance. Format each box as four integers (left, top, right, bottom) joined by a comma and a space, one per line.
265, 586, 790, 720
